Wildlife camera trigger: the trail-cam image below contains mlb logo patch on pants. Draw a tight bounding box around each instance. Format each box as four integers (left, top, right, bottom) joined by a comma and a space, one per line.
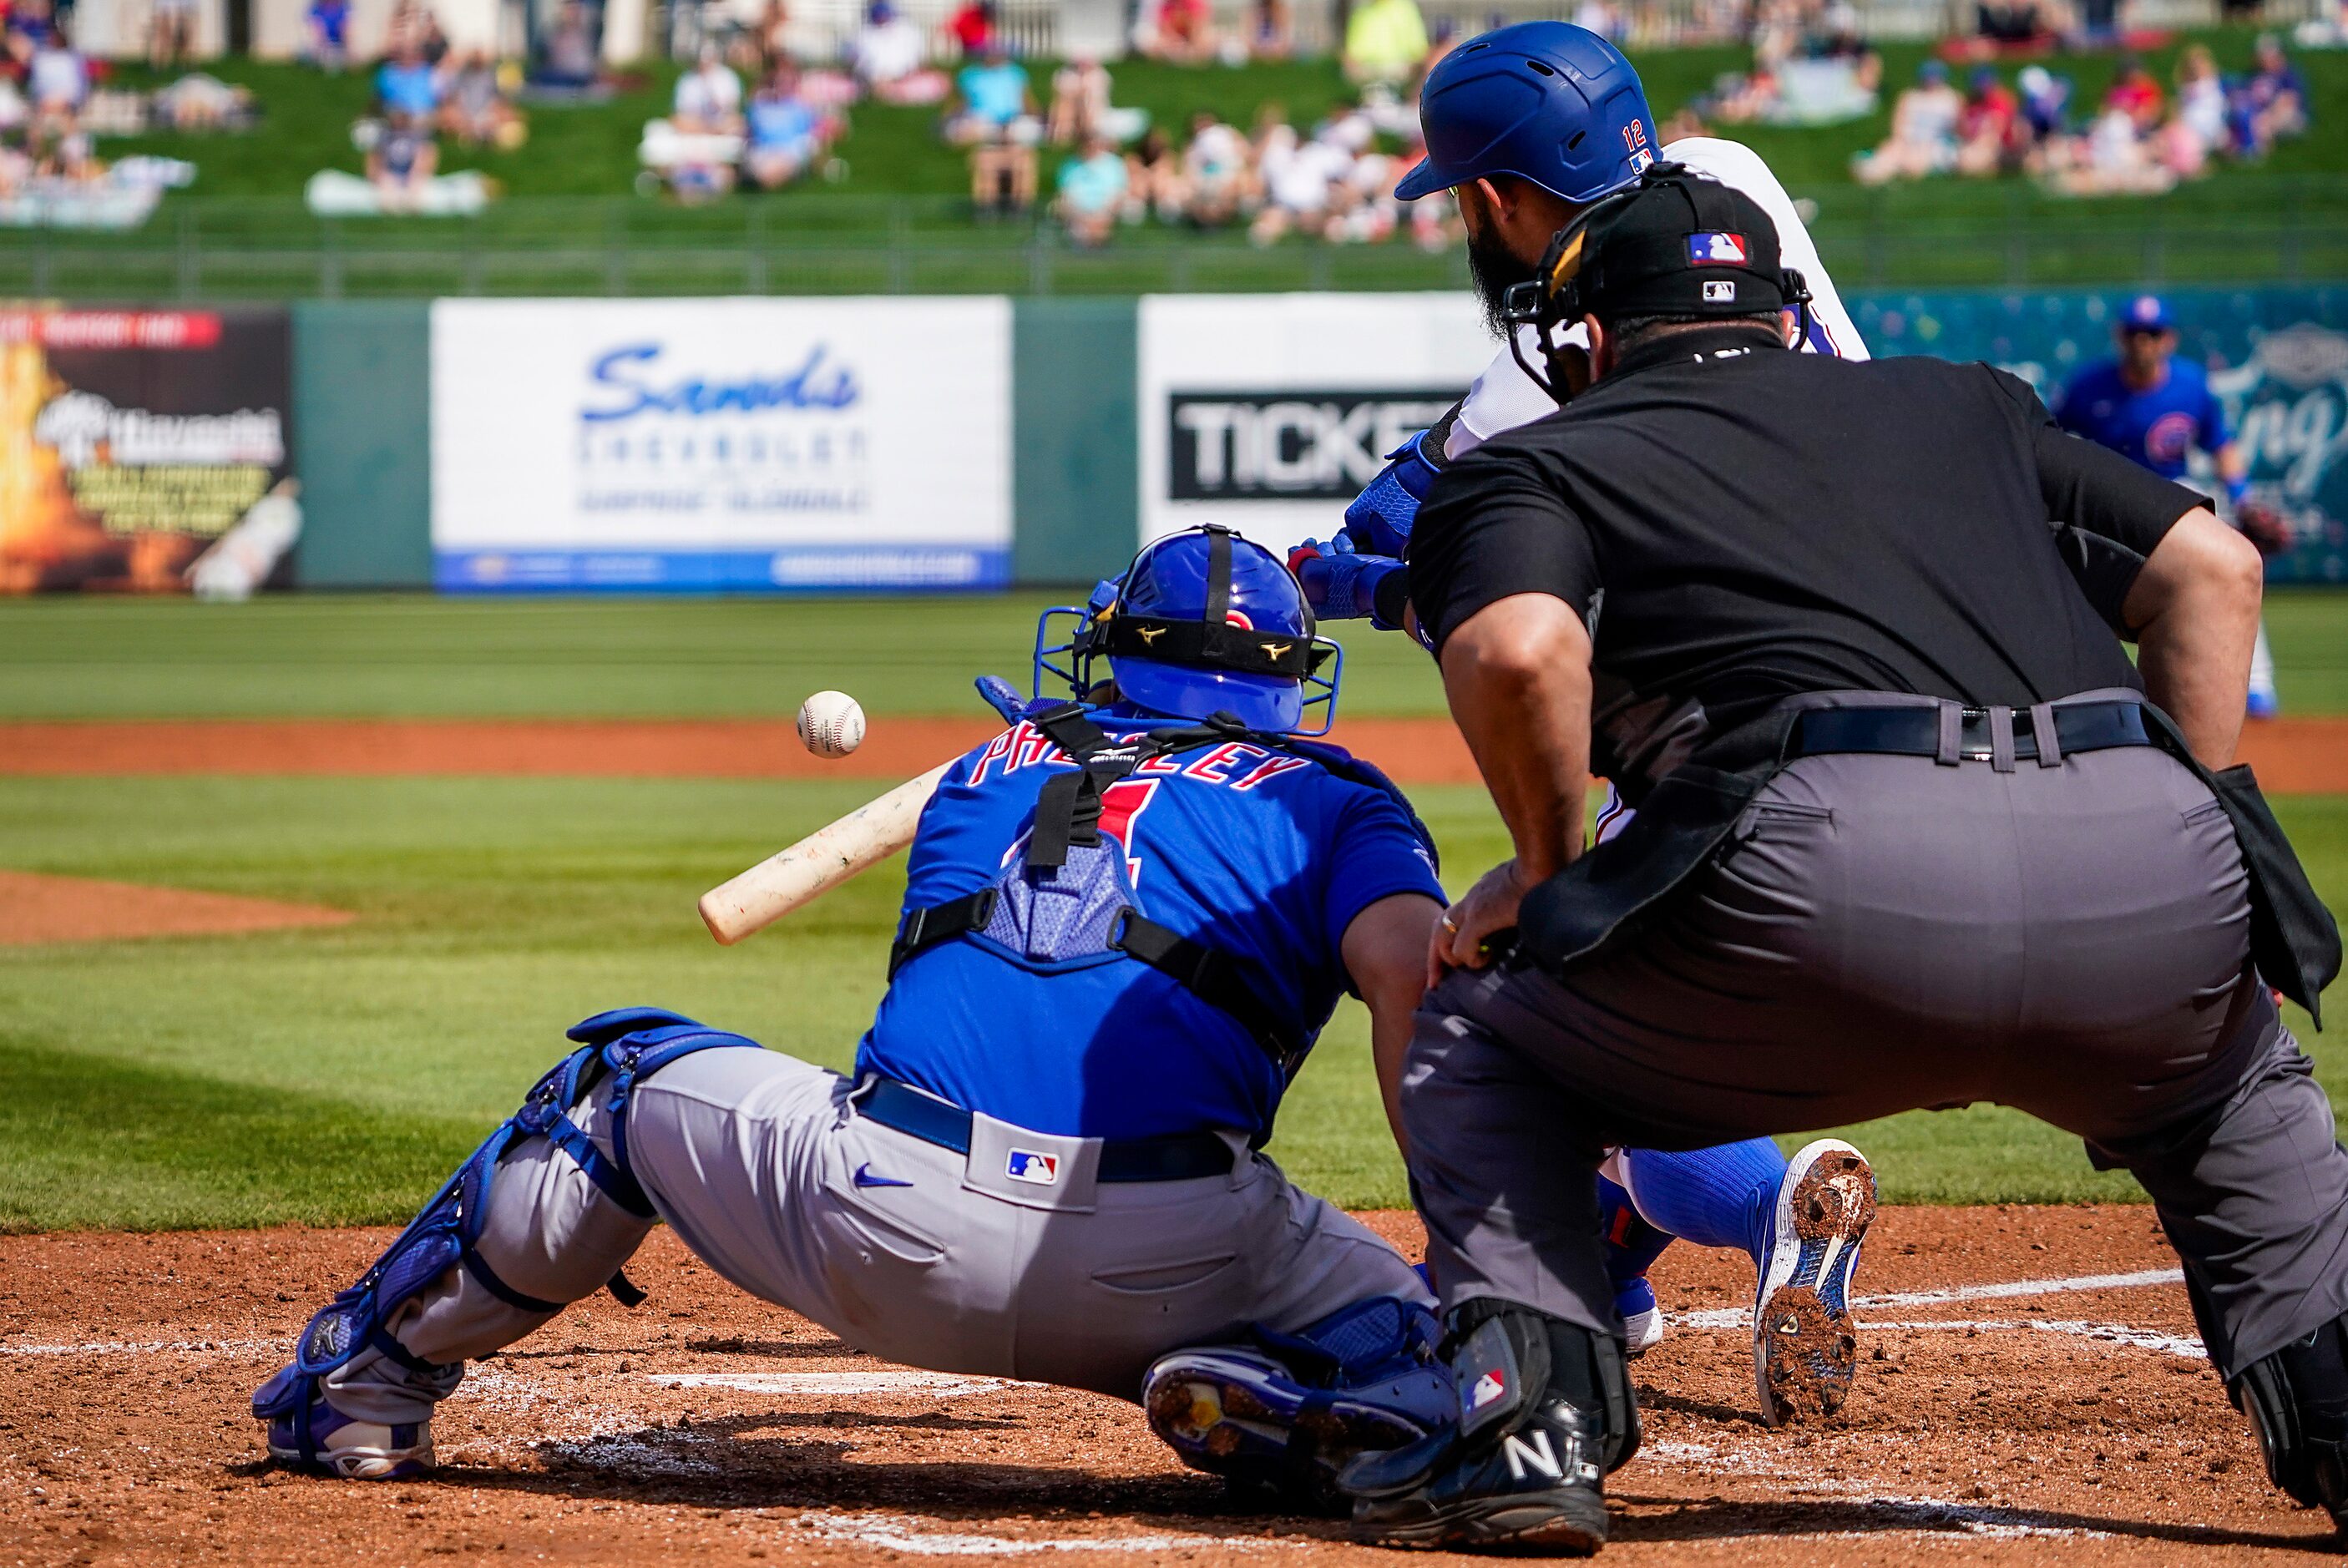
1005, 1149, 1061, 1186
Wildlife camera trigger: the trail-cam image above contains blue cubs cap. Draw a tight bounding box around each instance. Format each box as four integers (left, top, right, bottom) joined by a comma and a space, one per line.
1398, 21, 1659, 204
2121, 294, 2173, 333
1035, 527, 1341, 735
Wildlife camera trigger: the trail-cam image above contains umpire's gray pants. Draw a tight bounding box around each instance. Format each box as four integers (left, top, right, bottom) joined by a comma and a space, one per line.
326, 1048, 1428, 1426
1406, 723, 2348, 1378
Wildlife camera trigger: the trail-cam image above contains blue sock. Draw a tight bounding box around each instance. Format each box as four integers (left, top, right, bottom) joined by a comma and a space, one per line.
1598, 1174, 1675, 1287
1618, 1140, 1788, 1263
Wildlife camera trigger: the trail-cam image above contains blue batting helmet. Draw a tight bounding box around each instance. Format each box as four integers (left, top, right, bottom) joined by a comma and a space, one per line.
1396, 21, 1658, 204
1033, 526, 1341, 735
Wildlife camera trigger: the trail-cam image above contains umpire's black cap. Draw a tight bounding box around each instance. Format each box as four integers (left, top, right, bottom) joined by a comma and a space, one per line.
1536, 162, 1799, 323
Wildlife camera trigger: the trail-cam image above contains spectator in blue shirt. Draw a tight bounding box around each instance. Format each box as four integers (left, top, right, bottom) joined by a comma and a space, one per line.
377, 43, 444, 119
743, 63, 830, 189
305, 0, 351, 70
1056, 132, 1127, 245
2244, 34, 2308, 151
947, 43, 1037, 213
946, 44, 1035, 144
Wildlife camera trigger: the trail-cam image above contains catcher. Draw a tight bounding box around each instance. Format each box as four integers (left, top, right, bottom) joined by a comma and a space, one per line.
253, 525, 1463, 1499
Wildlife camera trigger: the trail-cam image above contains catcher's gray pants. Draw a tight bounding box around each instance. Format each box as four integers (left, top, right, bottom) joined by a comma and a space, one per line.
326, 1047, 1428, 1425
1407, 731, 2348, 1378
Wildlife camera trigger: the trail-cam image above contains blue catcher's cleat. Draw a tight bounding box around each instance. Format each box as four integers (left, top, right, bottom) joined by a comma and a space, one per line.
1616, 1276, 1665, 1358
1143, 1297, 1455, 1511
255, 1365, 434, 1479
1752, 1139, 1876, 1426
2249, 689, 2281, 720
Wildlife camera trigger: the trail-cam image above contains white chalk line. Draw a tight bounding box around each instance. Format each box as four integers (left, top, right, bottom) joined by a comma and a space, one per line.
795, 1511, 1266, 1556
647, 1371, 1032, 1398
1677, 1267, 2184, 1330
0, 1336, 277, 1357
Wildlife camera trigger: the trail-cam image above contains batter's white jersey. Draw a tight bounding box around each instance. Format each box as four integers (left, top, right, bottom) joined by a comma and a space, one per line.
1447, 137, 1868, 462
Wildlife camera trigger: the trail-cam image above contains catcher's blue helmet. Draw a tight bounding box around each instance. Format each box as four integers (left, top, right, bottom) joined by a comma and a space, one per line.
1396, 21, 1659, 204
1034, 526, 1341, 736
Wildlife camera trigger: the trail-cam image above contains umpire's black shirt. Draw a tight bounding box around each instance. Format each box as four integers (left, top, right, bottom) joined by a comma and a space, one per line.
1409, 326, 2205, 787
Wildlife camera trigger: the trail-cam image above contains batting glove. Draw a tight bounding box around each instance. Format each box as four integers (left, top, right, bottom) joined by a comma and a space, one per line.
1341, 427, 1445, 559
1291, 535, 1407, 628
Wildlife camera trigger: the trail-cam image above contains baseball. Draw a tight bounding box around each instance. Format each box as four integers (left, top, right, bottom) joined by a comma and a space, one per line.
796, 690, 866, 759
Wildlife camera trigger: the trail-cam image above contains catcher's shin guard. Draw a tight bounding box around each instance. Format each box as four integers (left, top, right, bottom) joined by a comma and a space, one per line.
1343, 1302, 1636, 1553
2231, 1313, 2348, 1530
254, 1008, 764, 1470
1143, 1296, 1453, 1511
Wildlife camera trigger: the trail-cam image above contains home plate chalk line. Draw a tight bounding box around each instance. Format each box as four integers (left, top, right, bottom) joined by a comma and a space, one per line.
647, 1370, 1034, 1397
1676, 1266, 2184, 1330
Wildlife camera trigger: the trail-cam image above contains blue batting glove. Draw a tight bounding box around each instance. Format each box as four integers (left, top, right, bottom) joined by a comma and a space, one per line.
1291, 536, 1405, 626
1341, 428, 1445, 559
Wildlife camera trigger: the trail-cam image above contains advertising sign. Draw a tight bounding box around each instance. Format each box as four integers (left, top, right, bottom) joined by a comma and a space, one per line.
1856, 286, 2348, 583
0, 306, 292, 594
1139, 294, 1493, 556
431, 297, 1013, 592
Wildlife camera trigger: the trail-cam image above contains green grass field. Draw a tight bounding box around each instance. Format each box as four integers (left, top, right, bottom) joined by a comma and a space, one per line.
8, 590, 2348, 1231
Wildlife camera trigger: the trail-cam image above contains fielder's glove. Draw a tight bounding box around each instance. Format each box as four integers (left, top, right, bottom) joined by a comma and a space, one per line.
2238, 498, 2294, 559
1289, 535, 1409, 630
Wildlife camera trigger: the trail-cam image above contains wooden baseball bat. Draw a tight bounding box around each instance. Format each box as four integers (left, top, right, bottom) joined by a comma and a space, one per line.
698, 759, 954, 945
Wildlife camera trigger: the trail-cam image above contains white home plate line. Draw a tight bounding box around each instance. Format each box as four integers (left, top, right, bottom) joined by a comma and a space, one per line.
796, 1510, 1268, 1555
1663, 1313, 2206, 1358
0, 1337, 277, 1357
649, 1371, 1033, 1397
1870, 1318, 2206, 1358
1677, 1267, 2184, 1330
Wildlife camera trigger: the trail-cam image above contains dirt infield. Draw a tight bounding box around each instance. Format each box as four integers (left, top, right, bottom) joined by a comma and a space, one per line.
6, 716, 2348, 791
0, 868, 353, 946
5, 1206, 2340, 1567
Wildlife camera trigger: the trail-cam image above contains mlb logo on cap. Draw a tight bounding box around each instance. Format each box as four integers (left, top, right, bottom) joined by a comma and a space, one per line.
1703, 280, 1738, 302
1688, 232, 1748, 265
1005, 1149, 1060, 1186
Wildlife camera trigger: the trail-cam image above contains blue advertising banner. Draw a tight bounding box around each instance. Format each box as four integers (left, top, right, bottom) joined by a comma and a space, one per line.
1855, 286, 2348, 582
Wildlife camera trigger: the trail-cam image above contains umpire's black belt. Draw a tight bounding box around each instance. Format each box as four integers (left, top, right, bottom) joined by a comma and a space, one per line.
849, 1075, 1237, 1183
1787, 700, 2151, 767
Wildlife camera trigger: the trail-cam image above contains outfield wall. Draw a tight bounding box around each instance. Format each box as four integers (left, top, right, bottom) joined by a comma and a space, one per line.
277, 286, 2348, 591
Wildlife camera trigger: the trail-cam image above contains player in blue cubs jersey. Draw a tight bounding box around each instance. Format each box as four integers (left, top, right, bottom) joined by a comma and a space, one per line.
866, 708, 1439, 1141
249, 525, 1463, 1515
2057, 293, 2275, 716
1283, 20, 1880, 1434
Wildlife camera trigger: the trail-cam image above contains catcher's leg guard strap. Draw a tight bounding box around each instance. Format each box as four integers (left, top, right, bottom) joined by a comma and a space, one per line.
567, 1007, 769, 1203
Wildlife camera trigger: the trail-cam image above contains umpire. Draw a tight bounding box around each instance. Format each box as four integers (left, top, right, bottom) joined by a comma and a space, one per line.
1342, 162, 2348, 1553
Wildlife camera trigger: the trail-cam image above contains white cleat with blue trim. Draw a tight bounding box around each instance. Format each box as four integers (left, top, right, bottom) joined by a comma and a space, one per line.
1752, 1138, 1876, 1427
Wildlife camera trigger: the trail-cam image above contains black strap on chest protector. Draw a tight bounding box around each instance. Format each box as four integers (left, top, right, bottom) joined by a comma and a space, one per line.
890, 701, 1318, 1079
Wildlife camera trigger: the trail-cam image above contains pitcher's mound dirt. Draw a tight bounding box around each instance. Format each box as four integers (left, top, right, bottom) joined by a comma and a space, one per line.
3, 1205, 2341, 1566
0, 868, 352, 945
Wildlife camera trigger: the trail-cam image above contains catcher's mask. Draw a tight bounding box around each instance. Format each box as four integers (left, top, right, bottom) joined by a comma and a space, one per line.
1499, 160, 1816, 402
1033, 525, 1343, 736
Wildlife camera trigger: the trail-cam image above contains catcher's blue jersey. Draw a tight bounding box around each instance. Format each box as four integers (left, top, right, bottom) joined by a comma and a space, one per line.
2056, 359, 2229, 482
858, 706, 1443, 1142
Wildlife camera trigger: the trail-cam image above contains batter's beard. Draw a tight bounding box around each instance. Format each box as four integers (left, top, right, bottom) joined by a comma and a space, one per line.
1467, 233, 1538, 341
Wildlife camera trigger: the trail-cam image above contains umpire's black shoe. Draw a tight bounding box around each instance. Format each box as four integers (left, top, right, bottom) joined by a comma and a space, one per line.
2233, 1313, 2348, 1532
1340, 1303, 1635, 1554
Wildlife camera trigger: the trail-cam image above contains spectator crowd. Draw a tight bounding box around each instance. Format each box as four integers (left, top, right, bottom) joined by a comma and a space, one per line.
0, 0, 214, 218
1851, 34, 2308, 195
